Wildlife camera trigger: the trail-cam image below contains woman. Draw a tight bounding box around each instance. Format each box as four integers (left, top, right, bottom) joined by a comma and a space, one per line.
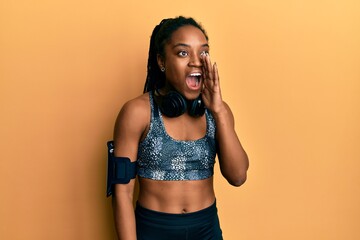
111, 16, 249, 240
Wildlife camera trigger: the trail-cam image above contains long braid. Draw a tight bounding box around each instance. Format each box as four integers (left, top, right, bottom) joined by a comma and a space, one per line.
143, 19, 169, 93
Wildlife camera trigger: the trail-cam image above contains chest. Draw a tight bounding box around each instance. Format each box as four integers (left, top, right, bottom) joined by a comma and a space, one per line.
162, 114, 207, 141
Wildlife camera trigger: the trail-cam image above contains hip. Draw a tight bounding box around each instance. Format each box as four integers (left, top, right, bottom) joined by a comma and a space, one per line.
135, 200, 223, 240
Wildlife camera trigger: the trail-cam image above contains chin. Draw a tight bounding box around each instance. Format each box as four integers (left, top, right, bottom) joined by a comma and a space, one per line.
184, 91, 201, 100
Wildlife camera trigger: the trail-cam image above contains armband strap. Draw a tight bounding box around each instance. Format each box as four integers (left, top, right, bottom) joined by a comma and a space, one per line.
106, 141, 137, 197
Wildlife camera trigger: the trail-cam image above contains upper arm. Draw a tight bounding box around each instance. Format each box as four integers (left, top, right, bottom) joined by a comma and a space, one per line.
112, 95, 149, 195
113, 95, 149, 159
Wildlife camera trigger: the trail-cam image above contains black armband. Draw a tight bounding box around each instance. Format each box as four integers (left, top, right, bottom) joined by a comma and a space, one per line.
106, 141, 137, 197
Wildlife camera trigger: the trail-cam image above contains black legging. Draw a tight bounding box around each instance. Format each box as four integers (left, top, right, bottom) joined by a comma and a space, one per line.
135, 201, 223, 240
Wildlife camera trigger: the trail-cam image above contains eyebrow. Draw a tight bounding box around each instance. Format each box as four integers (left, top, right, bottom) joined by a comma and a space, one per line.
172, 43, 209, 49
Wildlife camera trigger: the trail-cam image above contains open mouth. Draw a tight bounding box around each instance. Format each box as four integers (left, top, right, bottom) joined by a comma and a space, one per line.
186, 72, 202, 90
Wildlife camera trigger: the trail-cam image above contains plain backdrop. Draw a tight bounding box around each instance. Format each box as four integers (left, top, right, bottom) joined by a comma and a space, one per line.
1, 0, 359, 239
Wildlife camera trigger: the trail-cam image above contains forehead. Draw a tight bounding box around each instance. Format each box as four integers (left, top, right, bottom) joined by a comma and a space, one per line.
168, 25, 208, 46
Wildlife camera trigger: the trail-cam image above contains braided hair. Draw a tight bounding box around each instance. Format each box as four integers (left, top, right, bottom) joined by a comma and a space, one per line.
143, 16, 208, 93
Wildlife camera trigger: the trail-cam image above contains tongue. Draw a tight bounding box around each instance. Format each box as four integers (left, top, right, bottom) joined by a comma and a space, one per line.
186, 76, 198, 88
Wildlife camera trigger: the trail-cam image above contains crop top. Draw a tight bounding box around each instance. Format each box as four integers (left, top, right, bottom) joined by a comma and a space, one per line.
137, 91, 217, 181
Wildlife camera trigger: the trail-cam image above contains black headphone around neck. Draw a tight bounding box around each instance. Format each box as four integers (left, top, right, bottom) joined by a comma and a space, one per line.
154, 90, 205, 118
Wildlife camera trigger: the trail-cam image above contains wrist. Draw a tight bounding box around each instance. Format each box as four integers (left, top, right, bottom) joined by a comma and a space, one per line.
211, 101, 228, 116
211, 103, 232, 126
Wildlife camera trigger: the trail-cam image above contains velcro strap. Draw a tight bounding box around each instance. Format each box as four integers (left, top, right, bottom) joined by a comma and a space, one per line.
106, 141, 137, 197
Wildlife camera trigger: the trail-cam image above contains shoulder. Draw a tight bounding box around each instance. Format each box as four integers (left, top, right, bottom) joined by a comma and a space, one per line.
120, 93, 150, 117
114, 93, 151, 137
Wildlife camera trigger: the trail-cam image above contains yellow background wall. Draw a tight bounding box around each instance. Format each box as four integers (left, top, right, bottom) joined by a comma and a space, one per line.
1, 0, 359, 239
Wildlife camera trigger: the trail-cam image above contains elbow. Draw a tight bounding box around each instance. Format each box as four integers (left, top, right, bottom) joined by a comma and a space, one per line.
226, 171, 247, 187
220, 154, 249, 187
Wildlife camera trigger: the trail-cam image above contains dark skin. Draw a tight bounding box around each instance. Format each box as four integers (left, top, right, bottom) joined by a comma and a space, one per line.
112, 25, 249, 240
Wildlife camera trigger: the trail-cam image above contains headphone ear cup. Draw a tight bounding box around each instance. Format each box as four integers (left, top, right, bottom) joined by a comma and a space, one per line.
160, 91, 187, 118
188, 95, 205, 117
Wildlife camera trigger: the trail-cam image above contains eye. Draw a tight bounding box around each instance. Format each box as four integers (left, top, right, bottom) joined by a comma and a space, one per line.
178, 51, 188, 57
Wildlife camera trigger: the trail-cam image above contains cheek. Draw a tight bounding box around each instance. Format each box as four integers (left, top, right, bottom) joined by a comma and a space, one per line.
166, 61, 185, 76
165, 69, 181, 84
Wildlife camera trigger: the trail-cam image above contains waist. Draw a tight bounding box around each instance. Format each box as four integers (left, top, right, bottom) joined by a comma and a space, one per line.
137, 177, 215, 213
135, 200, 218, 226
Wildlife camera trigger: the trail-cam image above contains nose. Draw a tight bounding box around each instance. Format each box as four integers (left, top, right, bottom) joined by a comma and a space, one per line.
188, 52, 202, 67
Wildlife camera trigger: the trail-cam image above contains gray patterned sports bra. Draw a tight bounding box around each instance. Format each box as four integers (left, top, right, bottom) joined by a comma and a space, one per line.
137, 91, 217, 181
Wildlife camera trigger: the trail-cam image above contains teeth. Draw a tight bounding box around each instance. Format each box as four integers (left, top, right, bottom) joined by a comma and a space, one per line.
189, 73, 201, 87
190, 73, 202, 77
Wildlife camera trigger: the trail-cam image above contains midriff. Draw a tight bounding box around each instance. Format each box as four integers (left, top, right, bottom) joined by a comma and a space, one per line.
137, 177, 215, 214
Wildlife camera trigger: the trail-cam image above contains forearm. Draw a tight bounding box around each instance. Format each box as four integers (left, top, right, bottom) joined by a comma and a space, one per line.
112, 193, 137, 240
213, 104, 249, 186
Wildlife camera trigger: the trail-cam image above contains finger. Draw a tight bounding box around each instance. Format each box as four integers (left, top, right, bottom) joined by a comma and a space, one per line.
201, 57, 207, 81
201, 56, 207, 81
213, 62, 219, 88
205, 54, 214, 81
201, 54, 209, 78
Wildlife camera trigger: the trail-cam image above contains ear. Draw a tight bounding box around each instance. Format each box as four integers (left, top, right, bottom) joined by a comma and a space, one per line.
157, 54, 165, 70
